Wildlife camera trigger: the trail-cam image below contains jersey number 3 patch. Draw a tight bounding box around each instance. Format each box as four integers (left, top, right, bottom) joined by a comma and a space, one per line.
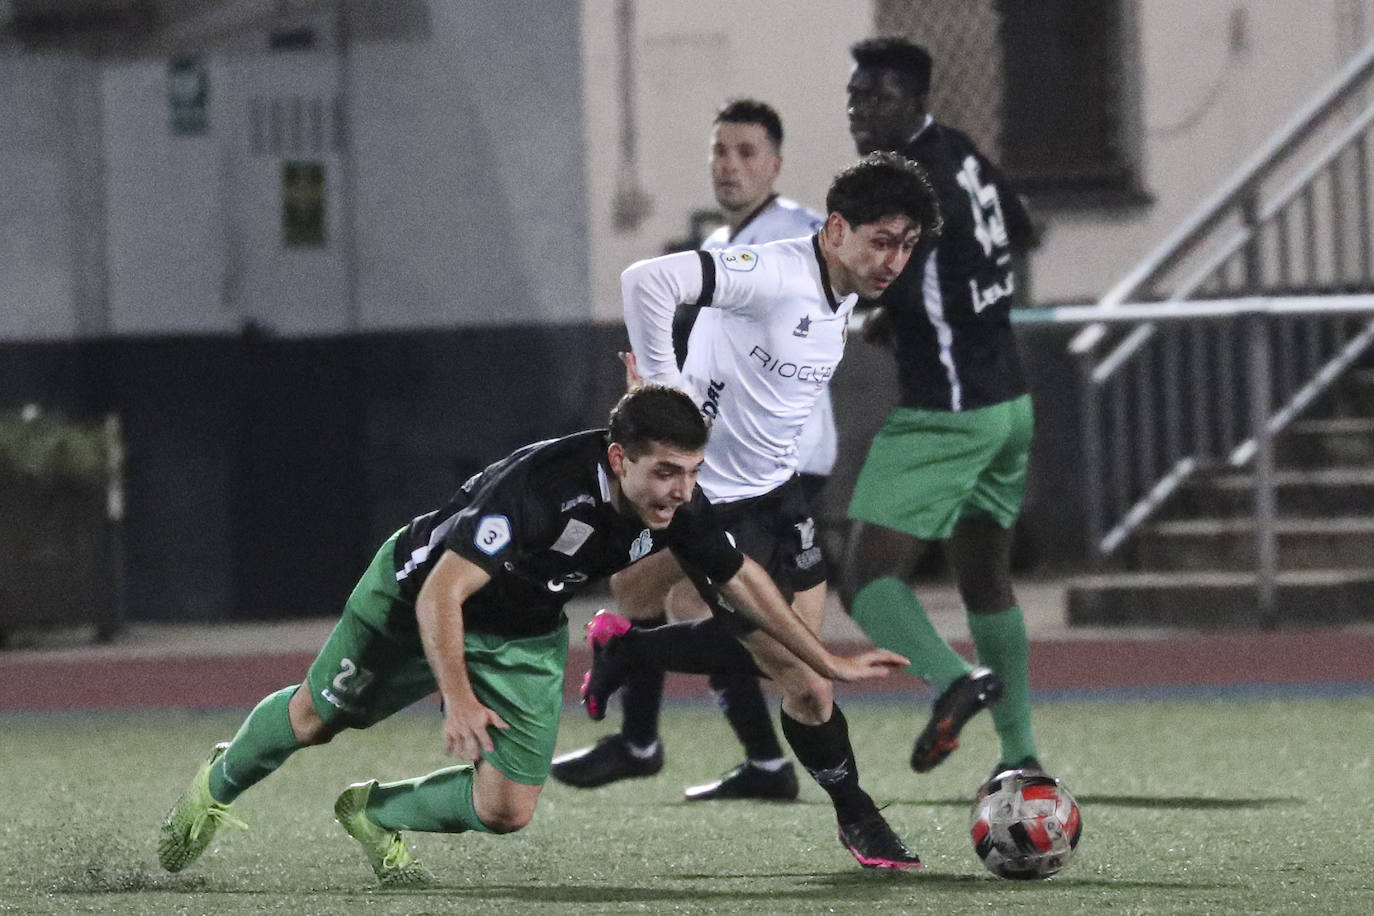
475, 515, 512, 555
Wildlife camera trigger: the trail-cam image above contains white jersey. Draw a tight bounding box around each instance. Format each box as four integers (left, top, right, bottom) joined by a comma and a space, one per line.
695, 197, 836, 477
699, 196, 823, 249
623, 235, 857, 502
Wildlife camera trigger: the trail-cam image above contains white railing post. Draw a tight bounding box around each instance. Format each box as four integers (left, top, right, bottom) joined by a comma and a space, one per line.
1244, 311, 1278, 624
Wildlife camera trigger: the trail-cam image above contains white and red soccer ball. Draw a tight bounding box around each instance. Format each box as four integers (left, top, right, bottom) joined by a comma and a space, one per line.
971, 768, 1082, 879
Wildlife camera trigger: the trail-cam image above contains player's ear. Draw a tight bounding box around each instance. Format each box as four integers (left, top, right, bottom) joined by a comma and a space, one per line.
607, 442, 626, 476
823, 211, 849, 246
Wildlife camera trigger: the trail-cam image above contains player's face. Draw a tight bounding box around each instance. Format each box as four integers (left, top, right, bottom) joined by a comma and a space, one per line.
611, 440, 705, 530
846, 65, 925, 155
710, 121, 782, 214
826, 213, 922, 298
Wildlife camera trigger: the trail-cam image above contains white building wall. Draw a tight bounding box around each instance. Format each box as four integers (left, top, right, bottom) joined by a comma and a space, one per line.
581, 0, 1374, 312
351, 1, 590, 329
0, 1, 589, 341
1037, 0, 1374, 302
581, 0, 877, 322
0, 54, 83, 339
102, 58, 237, 335
4, 2, 1372, 341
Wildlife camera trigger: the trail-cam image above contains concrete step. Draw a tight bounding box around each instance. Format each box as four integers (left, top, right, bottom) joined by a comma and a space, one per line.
1169, 467, 1374, 517
1134, 516, 1374, 571
1067, 568, 1374, 627
1313, 366, 1374, 416
1275, 417, 1374, 466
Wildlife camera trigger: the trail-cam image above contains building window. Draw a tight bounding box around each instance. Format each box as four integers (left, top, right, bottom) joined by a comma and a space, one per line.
996, 0, 1147, 207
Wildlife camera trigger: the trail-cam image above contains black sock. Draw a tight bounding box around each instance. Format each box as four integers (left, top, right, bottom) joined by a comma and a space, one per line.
709, 673, 784, 762
616, 617, 765, 678
620, 615, 666, 746
779, 704, 876, 823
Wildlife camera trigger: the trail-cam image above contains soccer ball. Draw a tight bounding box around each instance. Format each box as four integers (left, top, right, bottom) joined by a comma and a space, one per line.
970, 768, 1082, 879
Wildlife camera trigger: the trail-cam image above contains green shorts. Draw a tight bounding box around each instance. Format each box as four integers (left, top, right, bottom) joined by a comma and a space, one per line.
305, 530, 570, 785
848, 394, 1033, 540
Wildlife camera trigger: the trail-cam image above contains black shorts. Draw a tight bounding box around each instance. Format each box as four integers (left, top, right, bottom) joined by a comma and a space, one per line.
683, 475, 828, 635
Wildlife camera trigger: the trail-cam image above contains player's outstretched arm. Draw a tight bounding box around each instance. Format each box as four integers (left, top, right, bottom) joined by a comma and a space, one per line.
415, 550, 509, 761
621, 250, 705, 387
826, 648, 910, 683
720, 557, 907, 682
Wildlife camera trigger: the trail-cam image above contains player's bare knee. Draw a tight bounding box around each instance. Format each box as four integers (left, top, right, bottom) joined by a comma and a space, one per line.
665, 580, 710, 622
477, 798, 536, 834
779, 673, 833, 725
292, 716, 341, 747
286, 685, 344, 746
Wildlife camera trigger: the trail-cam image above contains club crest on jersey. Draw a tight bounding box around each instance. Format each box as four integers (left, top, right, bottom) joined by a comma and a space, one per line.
629, 529, 654, 562
474, 515, 511, 555
793, 315, 811, 338
720, 249, 759, 272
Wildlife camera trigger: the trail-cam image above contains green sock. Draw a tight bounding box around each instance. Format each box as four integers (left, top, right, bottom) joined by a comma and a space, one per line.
851, 577, 971, 691
967, 605, 1038, 765
208, 686, 302, 803
366, 764, 493, 834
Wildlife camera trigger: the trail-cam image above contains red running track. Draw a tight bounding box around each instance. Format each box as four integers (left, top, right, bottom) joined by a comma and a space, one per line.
2, 630, 1371, 712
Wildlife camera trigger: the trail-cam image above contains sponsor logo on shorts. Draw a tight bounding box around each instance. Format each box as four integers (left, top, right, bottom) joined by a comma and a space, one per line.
319, 687, 358, 712
793, 315, 811, 338
796, 546, 822, 570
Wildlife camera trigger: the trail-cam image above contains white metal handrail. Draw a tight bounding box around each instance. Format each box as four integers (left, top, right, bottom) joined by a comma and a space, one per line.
1021, 296, 1374, 620
1055, 40, 1374, 604
1072, 42, 1374, 355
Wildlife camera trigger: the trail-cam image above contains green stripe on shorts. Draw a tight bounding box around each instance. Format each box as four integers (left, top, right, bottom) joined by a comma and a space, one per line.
847, 394, 1033, 540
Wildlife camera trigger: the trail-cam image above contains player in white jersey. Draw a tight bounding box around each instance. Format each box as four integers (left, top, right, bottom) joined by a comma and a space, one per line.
636, 233, 847, 498
695, 101, 833, 491
570, 153, 944, 870
554, 101, 829, 803
697, 199, 835, 489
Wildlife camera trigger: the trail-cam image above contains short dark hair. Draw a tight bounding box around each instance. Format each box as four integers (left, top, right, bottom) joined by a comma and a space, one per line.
825, 151, 942, 244
714, 98, 783, 149
608, 384, 708, 458
850, 37, 933, 98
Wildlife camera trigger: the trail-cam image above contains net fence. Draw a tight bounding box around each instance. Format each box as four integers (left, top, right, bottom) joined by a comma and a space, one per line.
875, 0, 1005, 159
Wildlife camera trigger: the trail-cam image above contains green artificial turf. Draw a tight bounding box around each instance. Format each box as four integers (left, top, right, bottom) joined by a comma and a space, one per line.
1, 695, 1370, 914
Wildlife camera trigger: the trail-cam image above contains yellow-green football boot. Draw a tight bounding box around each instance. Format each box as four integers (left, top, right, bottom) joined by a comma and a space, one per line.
158, 742, 248, 872
334, 780, 434, 887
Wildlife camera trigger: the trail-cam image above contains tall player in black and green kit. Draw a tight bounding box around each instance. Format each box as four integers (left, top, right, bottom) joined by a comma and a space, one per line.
840, 37, 1045, 784
156, 385, 907, 886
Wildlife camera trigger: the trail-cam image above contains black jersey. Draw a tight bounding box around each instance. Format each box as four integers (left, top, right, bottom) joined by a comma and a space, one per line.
881, 121, 1035, 412
392, 429, 744, 638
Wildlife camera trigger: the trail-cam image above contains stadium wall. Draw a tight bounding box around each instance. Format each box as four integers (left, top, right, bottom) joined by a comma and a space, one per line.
1, 1, 590, 340
4, 2, 1367, 625
0, 322, 1082, 624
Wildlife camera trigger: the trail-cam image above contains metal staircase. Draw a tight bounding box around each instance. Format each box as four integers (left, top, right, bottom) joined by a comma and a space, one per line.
1059, 44, 1374, 628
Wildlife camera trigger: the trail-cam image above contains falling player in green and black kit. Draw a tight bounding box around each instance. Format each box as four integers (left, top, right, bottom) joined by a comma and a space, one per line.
840, 37, 1048, 788
156, 384, 906, 886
